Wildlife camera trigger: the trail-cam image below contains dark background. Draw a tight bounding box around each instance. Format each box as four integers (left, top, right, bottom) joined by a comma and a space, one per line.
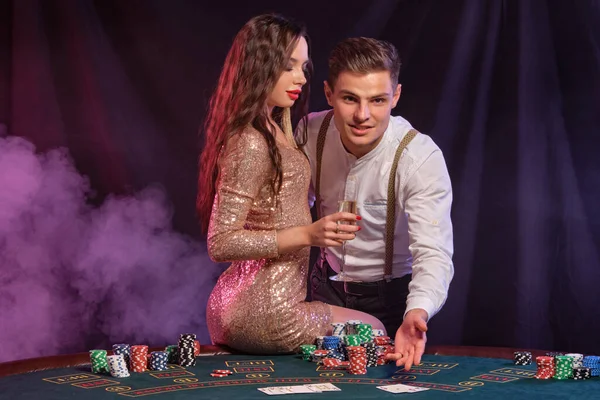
1, 0, 599, 363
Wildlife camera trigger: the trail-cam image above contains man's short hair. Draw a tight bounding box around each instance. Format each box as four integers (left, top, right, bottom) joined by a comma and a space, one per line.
327, 37, 401, 89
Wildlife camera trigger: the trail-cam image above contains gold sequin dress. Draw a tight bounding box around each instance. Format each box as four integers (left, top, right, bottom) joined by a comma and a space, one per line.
206, 128, 332, 354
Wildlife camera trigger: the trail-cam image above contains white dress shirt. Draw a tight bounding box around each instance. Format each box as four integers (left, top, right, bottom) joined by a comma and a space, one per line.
303, 110, 454, 319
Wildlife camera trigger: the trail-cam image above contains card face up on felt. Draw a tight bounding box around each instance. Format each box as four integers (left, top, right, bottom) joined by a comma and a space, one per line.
258, 383, 341, 395
303, 383, 341, 392
376, 383, 430, 394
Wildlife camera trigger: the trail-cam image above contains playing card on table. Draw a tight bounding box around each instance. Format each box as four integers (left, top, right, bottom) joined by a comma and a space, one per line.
257, 385, 322, 395
376, 384, 430, 394
303, 383, 341, 392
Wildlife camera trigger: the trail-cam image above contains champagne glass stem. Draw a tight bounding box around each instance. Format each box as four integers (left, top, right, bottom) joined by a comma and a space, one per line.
340, 242, 346, 276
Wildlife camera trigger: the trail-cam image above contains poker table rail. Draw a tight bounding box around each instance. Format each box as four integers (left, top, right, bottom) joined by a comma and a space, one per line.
0, 345, 550, 378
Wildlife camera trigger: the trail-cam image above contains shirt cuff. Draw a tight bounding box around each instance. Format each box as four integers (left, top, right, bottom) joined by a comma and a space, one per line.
405, 297, 436, 322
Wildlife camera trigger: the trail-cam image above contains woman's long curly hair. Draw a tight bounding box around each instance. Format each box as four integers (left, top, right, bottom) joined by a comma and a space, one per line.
197, 14, 312, 234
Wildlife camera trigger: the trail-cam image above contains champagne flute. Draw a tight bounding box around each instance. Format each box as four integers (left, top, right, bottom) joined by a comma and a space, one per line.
329, 200, 358, 282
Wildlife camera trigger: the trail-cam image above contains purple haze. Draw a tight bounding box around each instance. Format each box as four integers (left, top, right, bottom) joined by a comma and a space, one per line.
0, 135, 220, 363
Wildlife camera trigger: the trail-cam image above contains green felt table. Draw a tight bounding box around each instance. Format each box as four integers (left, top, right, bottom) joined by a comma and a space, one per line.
1, 345, 598, 399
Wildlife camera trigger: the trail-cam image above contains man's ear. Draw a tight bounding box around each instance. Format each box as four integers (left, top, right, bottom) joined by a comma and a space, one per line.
324, 81, 334, 107
391, 84, 402, 108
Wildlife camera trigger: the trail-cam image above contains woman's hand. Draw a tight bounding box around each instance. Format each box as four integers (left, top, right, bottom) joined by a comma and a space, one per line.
306, 212, 361, 247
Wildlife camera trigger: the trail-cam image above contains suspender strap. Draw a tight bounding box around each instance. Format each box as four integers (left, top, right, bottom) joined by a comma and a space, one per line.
384, 129, 418, 280
315, 110, 335, 219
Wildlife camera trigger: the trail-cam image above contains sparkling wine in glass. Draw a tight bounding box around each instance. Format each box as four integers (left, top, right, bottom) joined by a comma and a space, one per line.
329, 200, 358, 282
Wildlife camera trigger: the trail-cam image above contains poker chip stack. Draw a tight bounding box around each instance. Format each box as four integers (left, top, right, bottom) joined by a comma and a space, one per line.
339, 342, 349, 361
343, 335, 362, 361
374, 336, 391, 346
583, 356, 600, 377
106, 354, 130, 378
343, 334, 361, 347
355, 324, 373, 344
534, 356, 555, 380
89, 349, 109, 374
345, 320, 362, 335
380, 344, 395, 365
131, 345, 149, 372
372, 329, 385, 337
149, 351, 169, 371
362, 342, 378, 367
112, 344, 131, 369
346, 345, 367, 375
331, 323, 346, 337
194, 340, 201, 357
565, 353, 584, 368
165, 345, 179, 364
323, 336, 340, 351
513, 351, 532, 365
553, 355, 574, 379
300, 344, 316, 361
573, 367, 591, 380
315, 336, 325, 350
323, 336, 344, 360
373, 336, 393, 366
178, 334, 197, 367
311, 349, 329, 364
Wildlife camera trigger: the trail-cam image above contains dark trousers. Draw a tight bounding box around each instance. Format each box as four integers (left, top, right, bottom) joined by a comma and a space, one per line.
309, 257, 411, 335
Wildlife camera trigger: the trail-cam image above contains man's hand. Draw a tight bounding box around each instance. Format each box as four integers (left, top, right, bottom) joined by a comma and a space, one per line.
384, 308, 428, 371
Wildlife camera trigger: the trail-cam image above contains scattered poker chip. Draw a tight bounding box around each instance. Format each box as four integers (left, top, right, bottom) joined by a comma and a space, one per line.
210, 372, 229, 378
212, 369, 233, 375
322, 358, 342, 367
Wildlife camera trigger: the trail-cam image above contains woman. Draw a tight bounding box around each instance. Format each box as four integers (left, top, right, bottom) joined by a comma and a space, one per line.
197, 14, 385, 354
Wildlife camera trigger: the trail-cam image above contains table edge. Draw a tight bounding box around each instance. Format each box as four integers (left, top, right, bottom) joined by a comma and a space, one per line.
0, 345, 545, 377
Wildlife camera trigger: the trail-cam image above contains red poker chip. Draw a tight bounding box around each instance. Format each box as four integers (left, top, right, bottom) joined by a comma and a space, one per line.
210, 373, 229, 378
212, 369, 232, 375
323, 358, 341, 367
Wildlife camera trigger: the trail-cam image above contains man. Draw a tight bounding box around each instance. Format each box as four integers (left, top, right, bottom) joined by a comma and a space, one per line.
302, 37, 454, 370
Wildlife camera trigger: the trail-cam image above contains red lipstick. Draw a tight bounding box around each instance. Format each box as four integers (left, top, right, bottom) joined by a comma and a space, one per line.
286, 90, 301, 100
